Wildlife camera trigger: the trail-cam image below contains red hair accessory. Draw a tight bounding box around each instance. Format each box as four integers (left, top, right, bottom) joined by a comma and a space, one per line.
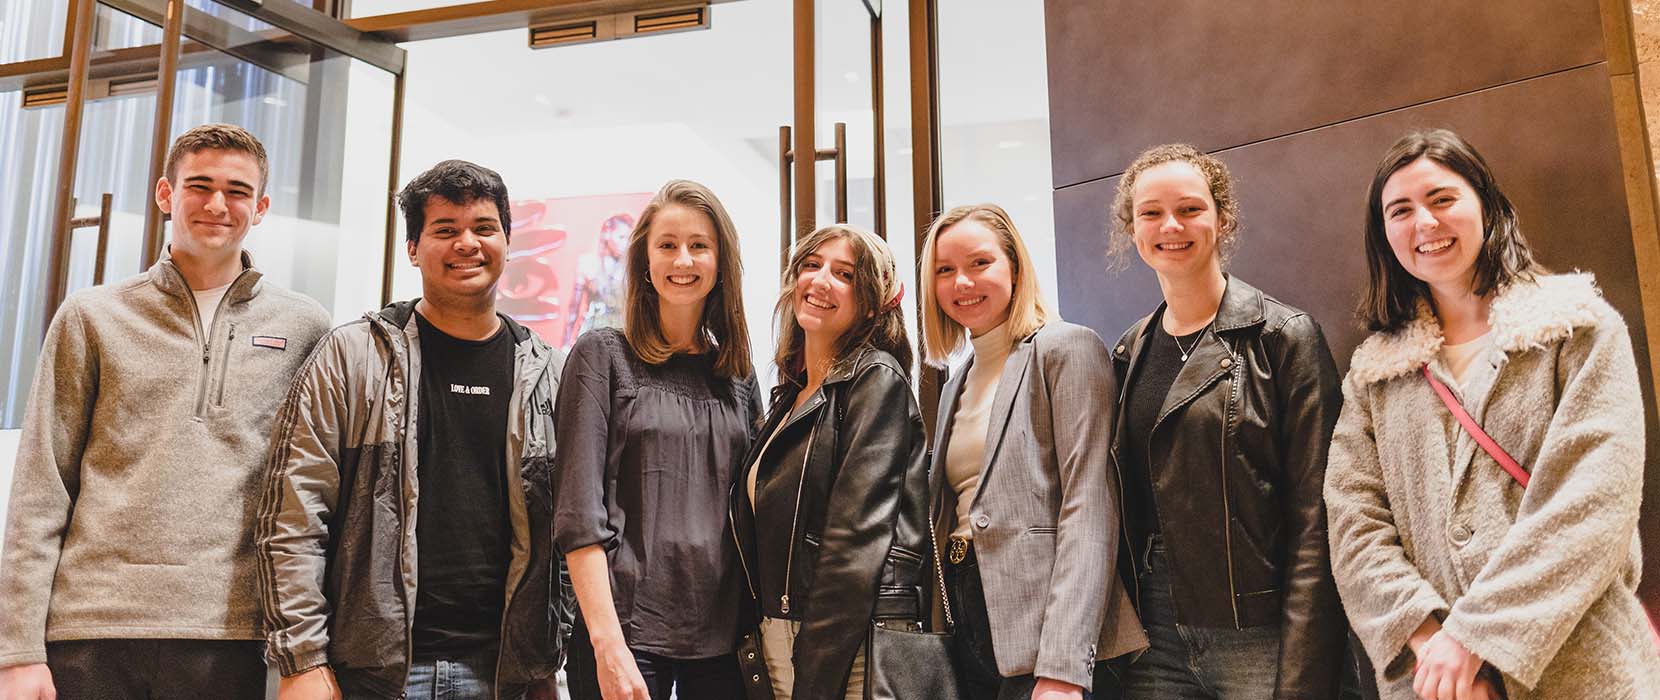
882, 282, 905, 312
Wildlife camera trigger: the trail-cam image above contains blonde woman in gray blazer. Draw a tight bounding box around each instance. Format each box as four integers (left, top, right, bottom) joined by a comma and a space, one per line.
1326, 129, 1660, 700
920, 204, 1147, 700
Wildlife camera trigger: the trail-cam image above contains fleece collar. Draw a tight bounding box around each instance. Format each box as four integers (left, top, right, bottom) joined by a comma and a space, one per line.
1346, 273, 1606, 385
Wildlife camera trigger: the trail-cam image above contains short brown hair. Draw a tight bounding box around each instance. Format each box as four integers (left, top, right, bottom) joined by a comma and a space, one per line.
1359, 129, 1541, 331
624, 180, 753, 379
1108, 143, 1240, 269
164, 123, 270, 195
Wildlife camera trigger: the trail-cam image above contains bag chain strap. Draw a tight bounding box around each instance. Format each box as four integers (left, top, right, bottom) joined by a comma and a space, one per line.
925, 472, 954, 631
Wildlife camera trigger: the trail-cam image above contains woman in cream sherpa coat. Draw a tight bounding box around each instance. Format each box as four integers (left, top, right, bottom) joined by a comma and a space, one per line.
1325, 129, 1660, 700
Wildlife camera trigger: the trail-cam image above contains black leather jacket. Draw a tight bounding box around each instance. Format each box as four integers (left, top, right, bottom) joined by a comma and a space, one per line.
1109, 277, 1345, 699
729, 345, 930, 700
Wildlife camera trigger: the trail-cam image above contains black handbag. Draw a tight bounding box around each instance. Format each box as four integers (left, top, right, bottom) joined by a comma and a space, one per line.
864, 490, 962, 700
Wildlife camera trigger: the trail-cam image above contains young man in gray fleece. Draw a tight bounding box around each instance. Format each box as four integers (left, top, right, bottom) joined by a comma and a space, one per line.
0, 123, 333, 700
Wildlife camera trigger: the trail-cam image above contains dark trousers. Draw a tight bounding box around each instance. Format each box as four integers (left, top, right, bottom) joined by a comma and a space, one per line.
46, 638, 266, 700
944, 543, 1125, 700
564, 620, 745, 700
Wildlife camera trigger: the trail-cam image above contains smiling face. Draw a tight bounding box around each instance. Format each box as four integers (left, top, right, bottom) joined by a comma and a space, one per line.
1130, 160, 1224, 283
793, 236, 861, 344
646, 203, 719, 316
406, 195, 508, 304
156, 148, 269, 264
1379, 157, 1486, 298
931, 218, 1015, 336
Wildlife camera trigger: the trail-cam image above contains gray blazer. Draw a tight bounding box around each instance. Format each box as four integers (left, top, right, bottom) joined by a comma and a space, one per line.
927, 320, 1148, 689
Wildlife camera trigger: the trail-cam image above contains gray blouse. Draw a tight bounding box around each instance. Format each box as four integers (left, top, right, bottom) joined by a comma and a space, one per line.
552, 328, 762, 658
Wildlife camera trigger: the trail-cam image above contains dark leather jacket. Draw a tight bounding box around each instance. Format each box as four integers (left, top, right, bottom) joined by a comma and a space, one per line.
1109, 277, 1344, 699
729, 345, 930, 700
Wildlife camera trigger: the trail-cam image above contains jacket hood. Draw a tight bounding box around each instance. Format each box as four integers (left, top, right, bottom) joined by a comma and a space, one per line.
373, 298, 534, 344
1346, 273, 1608, 385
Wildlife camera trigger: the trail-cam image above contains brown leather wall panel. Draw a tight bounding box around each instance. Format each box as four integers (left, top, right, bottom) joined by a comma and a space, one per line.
1044, 0, 1606, 189
1053, 62, 1660, 611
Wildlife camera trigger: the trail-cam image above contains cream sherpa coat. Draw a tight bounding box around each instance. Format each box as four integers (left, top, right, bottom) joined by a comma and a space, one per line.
1325, 273, 1660, 699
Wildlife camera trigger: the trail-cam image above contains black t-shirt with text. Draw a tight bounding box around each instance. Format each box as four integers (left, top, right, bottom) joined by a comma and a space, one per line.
411, 312, 515, 659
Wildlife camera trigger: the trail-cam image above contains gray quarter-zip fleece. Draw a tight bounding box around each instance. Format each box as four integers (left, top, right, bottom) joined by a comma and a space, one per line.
0, 253, 331, 666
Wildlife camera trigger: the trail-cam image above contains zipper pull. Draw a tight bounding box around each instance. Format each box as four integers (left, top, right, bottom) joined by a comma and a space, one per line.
779, 595, 790, 615
203, 340, 211, 364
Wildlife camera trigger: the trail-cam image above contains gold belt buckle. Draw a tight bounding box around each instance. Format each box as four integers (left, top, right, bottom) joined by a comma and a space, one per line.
947, 536, 969, 565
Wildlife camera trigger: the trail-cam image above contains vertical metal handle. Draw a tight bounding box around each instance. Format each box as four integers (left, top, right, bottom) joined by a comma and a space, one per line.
779, 121, 850, 274
65, 192, 114, 286
92, 192, 113, 285
829, 122, 847, 224
779, 125, 793, 275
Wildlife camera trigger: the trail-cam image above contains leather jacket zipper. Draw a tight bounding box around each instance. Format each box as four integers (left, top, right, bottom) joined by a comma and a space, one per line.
779, 423, 819, 616
1220, 349, 1242, 628
730, 499, 759, 599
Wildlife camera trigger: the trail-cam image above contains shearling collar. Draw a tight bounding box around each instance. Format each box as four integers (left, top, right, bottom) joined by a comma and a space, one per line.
1346, 273, 1607, 385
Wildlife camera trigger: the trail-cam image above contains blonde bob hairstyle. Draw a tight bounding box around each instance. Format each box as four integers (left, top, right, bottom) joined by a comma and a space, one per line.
919, 204, 1053, 366
773, 224, 912, 388
623, 179, 752, 379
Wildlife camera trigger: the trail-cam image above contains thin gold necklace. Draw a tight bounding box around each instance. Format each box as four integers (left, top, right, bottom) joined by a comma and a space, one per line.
1174, 325, 1208, 362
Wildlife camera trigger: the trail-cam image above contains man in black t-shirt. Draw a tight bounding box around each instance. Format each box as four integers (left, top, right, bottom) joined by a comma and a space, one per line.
261, 160, 569, 700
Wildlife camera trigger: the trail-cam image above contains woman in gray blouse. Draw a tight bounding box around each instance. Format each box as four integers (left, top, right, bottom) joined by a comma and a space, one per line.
919, 204, 1145, 700
553, 180, 761, 700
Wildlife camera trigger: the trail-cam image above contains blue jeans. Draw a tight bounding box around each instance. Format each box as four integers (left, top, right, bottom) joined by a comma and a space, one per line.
343, 645, 525, 700
1123, 539, 1280, 700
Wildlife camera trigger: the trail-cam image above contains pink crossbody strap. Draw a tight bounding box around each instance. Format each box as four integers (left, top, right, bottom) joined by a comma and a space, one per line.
1421, 365, 1531, 488
1421, 365, 1660, 649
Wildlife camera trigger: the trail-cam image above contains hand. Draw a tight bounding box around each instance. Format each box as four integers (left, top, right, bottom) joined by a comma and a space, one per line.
1470, 677, 1501, 700
277, 666, 341, 700
593, 637, 650, 700
526, 676, 561, 700
1413, 630, 1485, 700
1032, 677, 1084, 700
0, 664, 56, 700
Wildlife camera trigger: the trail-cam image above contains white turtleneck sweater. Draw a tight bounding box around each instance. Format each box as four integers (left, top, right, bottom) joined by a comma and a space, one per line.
945, 321, 1014, 538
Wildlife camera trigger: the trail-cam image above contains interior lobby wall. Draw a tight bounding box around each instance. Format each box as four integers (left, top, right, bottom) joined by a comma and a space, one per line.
1046, 0, 1660, 613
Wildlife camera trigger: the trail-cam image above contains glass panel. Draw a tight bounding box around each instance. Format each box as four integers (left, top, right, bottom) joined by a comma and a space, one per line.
0, 97, 65, 428
91, 3, 163, 51
813, 0, 877, 233
389, 1, 791, 382
936, 1, 1058, 309
161, 0, 398, 325
0, 0, 70, 62
347, 0, 470, 16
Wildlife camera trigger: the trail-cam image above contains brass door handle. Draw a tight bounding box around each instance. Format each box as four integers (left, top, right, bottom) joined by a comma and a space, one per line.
779, 122, 849, 272
66, 192, 114, 285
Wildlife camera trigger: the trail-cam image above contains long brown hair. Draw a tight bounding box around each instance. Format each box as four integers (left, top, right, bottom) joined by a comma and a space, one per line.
773, 224, 912, 387
623, 179, 752, 378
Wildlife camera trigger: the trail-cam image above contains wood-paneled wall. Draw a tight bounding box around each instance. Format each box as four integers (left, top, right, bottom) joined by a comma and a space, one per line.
1045, 0, 1660, 619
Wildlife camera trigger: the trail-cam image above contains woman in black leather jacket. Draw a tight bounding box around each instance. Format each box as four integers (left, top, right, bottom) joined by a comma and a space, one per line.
729, 224, 930, 700
1107, 144, 1346, 699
